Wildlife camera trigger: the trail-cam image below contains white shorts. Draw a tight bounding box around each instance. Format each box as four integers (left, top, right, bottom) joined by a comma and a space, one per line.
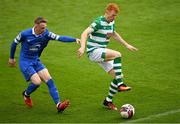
88, 48, 113, 72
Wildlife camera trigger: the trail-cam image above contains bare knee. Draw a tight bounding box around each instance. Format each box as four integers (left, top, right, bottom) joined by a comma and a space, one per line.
38, 69, 52, 83
30, 73, 42, 85
43, 76, 52, 83
114, 51, 121, 58
105, 49, 122, 61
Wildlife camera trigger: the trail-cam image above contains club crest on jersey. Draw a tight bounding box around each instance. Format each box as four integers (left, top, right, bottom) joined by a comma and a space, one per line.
29, 44, 41, 51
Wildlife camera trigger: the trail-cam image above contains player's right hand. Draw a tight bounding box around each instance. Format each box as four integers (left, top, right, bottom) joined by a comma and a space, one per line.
77, 47, 85, 58
8, 58, 16, 67
126, 44, 138, 51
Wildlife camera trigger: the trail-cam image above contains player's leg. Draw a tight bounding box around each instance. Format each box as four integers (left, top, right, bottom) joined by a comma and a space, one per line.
103, 78, 118, 110
19, 60, 42, 94
105, 48, 131, 91
98, 61, 118, 110
25, 73, 41, 95
98, 62, 118, 101
20, 65, 41, 107
37, 68, 69, 112
90, 48, 130, 110
106, 69, 118, 101
37, 68, 60, 104
105, 48, 122, 83
88, 48, 118, 110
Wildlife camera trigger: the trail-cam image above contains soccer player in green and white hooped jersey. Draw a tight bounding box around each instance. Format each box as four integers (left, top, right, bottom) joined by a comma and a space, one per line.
78, 3, 138, 110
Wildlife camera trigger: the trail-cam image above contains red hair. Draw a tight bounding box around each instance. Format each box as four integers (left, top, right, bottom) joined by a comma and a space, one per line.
105, 3, 120, 13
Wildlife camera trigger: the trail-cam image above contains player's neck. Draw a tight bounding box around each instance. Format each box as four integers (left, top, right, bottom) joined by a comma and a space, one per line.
104, 14, 111, 23
34, 27, 44, 35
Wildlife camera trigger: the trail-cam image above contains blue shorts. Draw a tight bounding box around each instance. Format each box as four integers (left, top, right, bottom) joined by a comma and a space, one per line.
19, 59, 46, 81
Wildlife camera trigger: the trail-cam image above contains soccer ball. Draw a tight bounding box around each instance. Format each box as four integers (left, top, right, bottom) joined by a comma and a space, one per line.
120, 104, 135, 119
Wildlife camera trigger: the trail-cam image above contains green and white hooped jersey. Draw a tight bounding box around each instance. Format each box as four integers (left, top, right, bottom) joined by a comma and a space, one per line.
87, 16, 115, 53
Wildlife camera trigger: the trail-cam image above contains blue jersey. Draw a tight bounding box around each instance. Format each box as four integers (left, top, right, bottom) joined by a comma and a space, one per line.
10, 27, 76, 81
10, 28, 76, 60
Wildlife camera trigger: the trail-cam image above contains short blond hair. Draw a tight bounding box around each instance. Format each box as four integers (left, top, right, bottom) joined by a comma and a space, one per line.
105, 3, 120, 13
34, 16, 47, 24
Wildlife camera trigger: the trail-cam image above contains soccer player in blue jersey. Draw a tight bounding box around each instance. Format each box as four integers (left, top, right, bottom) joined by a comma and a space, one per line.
8, 16, 80, 113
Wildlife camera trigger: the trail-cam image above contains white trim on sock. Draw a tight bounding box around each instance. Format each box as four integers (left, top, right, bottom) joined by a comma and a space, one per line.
56, 102, 61, 107
106, 97, 112, 102
117, 82, 123, 86
109, 87, 118, 93
114, 69, 122, 73
109, 92, 114, 97
113, 63, 122, 67
111, 82, 118, 88
116, 75, 122, 79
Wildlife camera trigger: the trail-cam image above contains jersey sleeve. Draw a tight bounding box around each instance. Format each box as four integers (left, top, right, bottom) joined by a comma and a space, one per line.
10, 32, 22, 59
89, 20, 100, 32
48, 32, 59, 40
48, 32, 76, 42
13, 33, 22, 44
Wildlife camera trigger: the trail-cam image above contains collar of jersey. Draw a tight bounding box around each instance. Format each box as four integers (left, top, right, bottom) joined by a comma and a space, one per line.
101, 16, 109, 23
32, 27, 43, 37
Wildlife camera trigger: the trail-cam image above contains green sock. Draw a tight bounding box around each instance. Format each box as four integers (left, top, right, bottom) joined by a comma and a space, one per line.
113, 57, 123, 86
106, 79, 118, 102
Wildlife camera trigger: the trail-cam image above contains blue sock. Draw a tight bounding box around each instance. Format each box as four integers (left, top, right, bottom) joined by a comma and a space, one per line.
46, 79, 60, 105
25, 83, 40, 96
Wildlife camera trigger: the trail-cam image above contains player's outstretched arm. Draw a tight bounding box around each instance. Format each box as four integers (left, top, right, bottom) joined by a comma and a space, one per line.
112, 31, 138, 51
48, 32, 79, 43
58, 36, 77, 42
78, 27, 93, 58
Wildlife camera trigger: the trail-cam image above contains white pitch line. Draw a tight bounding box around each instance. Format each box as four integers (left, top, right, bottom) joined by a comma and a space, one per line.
124, 109, 180, 123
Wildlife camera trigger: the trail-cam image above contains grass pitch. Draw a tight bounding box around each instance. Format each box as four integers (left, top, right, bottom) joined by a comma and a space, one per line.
0, 0, 179, 123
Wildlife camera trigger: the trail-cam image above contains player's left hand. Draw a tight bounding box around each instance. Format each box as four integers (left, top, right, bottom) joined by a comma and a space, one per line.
126, 44, 138, 51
